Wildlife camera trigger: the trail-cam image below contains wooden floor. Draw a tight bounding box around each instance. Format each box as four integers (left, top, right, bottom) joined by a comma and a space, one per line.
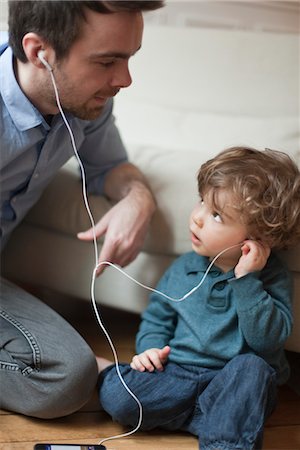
1, 294, 299, 450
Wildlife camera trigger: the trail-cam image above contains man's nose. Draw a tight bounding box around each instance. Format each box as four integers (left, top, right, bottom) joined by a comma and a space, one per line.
111, 61, 132, 89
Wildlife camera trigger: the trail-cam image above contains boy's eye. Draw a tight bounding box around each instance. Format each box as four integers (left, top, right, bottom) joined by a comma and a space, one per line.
213, 212, 222, 223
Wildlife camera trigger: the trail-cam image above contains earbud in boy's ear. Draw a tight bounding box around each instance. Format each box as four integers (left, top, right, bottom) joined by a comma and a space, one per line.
38, 50, 53, 72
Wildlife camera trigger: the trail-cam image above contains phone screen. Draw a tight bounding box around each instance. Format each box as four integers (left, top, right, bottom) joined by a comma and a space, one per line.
48, 447, 96, 450
34, 445, 105, 450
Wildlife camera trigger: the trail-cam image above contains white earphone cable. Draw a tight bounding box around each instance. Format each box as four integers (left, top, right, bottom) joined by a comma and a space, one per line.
48, 69, 143, 445
48, 66, 241, 447
49, 70, 99, 265
95, 243, 240, 303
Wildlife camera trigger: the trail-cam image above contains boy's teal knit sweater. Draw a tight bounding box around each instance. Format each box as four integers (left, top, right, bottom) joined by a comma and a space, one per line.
136, 251, 293, 385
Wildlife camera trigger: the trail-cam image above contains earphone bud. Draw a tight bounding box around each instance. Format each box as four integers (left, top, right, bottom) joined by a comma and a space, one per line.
38, 50, 53, 72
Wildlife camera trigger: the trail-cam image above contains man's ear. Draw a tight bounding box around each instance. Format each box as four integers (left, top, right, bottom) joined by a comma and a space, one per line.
22, 32, 50, 68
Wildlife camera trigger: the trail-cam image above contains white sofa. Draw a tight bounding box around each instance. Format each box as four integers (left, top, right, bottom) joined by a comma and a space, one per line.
2, 25, 299, 353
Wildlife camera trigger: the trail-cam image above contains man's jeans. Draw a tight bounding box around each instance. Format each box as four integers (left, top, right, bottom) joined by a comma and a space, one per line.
99, 355, 277, 450
0, 278, 98, 418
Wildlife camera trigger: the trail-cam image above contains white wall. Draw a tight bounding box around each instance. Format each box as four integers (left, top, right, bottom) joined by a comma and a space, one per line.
1, 1, 299, 33
146, 1, 300, 33
0, 0, 7, 31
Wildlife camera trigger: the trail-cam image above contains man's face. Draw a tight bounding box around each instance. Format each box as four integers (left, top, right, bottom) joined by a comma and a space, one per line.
44, 9, 143, 120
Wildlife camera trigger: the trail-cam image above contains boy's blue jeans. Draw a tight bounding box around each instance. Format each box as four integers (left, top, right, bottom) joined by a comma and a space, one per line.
99, 354, 277, 450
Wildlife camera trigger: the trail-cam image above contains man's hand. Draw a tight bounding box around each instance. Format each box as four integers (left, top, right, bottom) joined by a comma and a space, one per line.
130, 346, 171, 372
77, 162, 156, 275
234, 240, 271, 279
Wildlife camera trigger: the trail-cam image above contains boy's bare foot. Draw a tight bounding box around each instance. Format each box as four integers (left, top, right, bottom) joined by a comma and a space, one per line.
96, 356, 113, 373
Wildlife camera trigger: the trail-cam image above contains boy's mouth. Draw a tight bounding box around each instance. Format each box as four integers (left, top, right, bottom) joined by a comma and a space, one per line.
190, 230, 201, 245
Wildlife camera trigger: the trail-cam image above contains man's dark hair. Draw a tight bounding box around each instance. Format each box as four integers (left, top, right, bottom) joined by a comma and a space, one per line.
8, 0, 164, 63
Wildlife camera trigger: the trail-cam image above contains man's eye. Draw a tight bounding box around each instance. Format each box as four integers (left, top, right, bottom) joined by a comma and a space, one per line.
100, 60, 115, 67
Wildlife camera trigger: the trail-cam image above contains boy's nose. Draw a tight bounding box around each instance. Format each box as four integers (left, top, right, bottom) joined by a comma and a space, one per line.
193, 215, 203, 228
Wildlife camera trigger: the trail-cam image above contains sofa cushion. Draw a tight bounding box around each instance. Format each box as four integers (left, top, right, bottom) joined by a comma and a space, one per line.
114, 100, 300, 162
127, 25, 298, 116
23, 161, 111, 239
24, 151, 300, 275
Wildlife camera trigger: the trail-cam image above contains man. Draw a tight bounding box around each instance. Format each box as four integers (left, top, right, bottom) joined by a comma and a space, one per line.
0, 1, 163, 419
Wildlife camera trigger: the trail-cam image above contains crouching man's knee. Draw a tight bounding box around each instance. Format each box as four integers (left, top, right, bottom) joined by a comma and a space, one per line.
1, 339, 98, 419
35, 347, 99, 419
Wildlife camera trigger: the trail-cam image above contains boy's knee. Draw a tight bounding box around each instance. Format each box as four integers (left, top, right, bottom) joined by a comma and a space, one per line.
229, 354, 268, 371
228, 354, 277, 389
99, 365, 139, 426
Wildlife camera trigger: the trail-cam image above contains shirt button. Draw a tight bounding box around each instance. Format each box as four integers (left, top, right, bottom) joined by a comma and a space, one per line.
33, 173, 39, 179
211, 271, 220, 278
215, 282, 226, 291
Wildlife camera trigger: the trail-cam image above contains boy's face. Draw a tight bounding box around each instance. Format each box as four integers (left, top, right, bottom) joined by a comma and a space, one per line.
36, 8, 143, 119
189, 189, 248, 271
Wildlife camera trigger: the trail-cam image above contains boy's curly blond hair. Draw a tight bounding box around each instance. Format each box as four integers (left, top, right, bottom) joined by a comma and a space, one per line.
197, 147, 300, 250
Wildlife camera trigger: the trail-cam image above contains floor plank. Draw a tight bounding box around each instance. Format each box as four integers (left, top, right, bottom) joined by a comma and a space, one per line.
263, 426, 300, 450
0, 426, 300, 450
0, 410, 197, 449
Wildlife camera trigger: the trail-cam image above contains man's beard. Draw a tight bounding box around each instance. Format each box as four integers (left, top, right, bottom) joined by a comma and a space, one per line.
62, 102, 106, 121
46, 69, 109, 121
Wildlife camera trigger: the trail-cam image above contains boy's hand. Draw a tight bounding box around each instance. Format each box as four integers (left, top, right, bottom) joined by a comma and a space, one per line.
130, 346, 171, 372
235, 240, 271, 279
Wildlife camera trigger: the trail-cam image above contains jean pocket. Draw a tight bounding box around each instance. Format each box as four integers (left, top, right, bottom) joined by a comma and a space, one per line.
0, 310, 41, 375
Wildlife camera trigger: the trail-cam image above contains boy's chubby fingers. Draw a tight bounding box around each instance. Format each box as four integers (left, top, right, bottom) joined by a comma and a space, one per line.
147, 351, 165, 372
159, 345, 171, 361
131, 353, 155, 372
130, 355, 146, 372
130, 348, 168, 372
140, 351, 158, 372
130, 359, 144, 372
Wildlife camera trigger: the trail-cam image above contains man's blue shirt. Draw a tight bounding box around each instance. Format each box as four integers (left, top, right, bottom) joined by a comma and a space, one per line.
0, 44, 128, 250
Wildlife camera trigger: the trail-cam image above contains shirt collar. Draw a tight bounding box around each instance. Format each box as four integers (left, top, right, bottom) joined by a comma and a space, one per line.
185, 251, 234, 279
0, 46, 48, 131
185, 252, 213, 274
